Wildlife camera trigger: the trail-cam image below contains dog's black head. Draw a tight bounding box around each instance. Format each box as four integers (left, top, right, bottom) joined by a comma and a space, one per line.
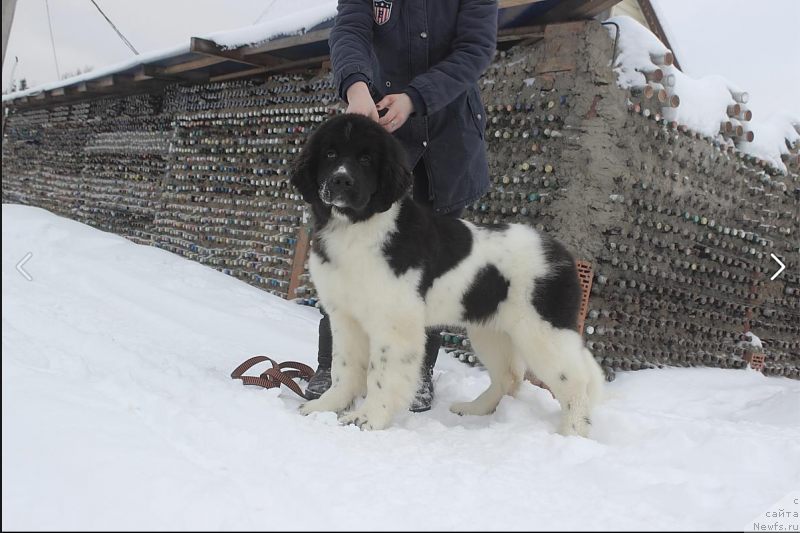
290, 113, 413, 222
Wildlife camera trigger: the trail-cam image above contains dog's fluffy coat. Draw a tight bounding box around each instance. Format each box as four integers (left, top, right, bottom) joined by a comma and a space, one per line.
291, 114, 604, 435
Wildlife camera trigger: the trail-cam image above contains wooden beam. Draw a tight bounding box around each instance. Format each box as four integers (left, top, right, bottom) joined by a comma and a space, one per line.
242, 28, 332, 57
91, 76, 115, 88
498, 0, 550, 7
84, 74, 135, 91
191, 37, 286, 68
209, 55, 329, 82
537, 0, 622, 24
134, 64, 209, 83
496, 24, 546, 42
9, 83, 171, 111
287, 226, 312, 301
637, 0, 682, 70
50, 88, 66, 97
163, 55, 226, 75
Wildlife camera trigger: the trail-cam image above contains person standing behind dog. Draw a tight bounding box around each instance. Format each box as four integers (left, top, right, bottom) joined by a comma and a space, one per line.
304, 0, 498, 411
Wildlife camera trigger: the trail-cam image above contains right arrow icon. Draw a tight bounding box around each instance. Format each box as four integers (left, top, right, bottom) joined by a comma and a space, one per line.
770, 253, 786, 281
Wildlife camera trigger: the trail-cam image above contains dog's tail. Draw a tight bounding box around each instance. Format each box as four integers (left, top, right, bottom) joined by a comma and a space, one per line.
584, 347, 605, 407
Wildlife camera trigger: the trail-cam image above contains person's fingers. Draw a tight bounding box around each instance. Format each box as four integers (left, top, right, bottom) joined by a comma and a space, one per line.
392, 115, 408, 131
347, 103, 380, 122
378, 108, 399, 128
375, 94, 395, 111
368, 107, 380, 122
378, 109, 400, 131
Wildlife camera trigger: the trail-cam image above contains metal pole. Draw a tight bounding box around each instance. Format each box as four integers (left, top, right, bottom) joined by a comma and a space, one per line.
2, 0, 18, 67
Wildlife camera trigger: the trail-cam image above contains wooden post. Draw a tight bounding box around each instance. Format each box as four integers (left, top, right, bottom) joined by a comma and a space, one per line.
287, 226, 312, 300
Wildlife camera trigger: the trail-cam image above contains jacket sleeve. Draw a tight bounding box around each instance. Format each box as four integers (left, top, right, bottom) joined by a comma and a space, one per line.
407, 0, 497, 116
329, 0, 375, 102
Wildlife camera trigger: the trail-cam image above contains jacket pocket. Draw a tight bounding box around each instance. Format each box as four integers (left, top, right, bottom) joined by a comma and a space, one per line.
465, 89, 486, 140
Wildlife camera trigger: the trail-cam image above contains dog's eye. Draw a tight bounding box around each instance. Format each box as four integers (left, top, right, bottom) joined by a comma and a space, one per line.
326, 150, 336, 159
359, 155, 371, 165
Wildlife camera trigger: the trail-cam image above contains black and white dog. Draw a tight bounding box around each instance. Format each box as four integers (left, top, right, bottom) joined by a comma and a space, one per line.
291, 114, 603, 436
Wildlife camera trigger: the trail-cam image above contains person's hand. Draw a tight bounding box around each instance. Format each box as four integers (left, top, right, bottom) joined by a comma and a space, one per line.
376, 93, 414, 133
346, 82, 379, 122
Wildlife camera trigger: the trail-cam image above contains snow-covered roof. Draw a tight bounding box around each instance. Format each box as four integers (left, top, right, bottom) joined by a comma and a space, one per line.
2, 2, 338, 103
608, 16, 800, 173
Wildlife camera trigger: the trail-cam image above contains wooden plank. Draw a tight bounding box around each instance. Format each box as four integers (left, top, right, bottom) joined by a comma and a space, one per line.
498, 0, 550, 7
287, 226, 312, 301
638, 0, 682, 70
537, 0, 622, 24
191, 37, 287, 68
496, 24, 546, 42
88, 75, 135, 90
209, 55, 329, 82
134, 64, 209, 83
162, 55, 226, 75
242, 28, 332, 57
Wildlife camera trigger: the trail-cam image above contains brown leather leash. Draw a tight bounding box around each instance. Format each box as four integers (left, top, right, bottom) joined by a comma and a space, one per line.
231, 356, 314, 398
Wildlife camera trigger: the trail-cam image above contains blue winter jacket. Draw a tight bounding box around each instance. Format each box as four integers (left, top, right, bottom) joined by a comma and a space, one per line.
329, 0, 498, 214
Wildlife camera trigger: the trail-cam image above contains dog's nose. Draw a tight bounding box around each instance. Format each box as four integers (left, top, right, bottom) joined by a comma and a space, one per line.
331, 172, 354, 188
329, 166, 354, 191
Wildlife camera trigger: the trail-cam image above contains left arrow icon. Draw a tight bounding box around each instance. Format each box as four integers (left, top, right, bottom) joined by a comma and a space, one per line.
16, 253, 33, 281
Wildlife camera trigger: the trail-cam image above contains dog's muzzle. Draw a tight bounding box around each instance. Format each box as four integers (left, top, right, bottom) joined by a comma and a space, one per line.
321, 167, 356, 208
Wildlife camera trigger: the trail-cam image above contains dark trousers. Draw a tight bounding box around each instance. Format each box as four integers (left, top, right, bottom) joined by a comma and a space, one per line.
315, 159, 463, 370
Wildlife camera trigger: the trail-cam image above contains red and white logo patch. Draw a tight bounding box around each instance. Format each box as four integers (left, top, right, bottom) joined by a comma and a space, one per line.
373, 0, 393, 26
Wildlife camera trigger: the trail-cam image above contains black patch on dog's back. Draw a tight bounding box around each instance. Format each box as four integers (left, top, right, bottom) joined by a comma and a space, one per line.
382, 198, 473, 297
532, 235, 581, 330
462, 264, 510, 324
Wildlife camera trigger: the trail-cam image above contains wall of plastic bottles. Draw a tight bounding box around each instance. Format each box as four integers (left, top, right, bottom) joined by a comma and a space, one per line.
3, 22, 797, 380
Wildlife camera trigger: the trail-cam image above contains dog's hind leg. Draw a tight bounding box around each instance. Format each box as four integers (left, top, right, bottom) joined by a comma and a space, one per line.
511, 325, 601, 437
450, 327, 524, 416
338, 314, 426, 430
300, 312, 369, 416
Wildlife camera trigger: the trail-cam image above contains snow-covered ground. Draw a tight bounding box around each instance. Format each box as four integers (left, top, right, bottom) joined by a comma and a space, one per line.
3, 205, 799, 531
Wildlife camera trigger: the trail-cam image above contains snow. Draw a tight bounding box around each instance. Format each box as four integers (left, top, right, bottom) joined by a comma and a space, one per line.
1, 2, 338, 103
744, 332, 764, 349
209, 2, 337, 50
608, 16, 800, 172
3, 204, 800, 530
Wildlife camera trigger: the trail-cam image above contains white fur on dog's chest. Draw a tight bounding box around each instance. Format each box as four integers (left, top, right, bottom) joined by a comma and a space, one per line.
309, 205, 423, 322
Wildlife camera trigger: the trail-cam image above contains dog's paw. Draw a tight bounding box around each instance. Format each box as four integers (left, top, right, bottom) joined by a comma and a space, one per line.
450, 400, 495, 417
558, 415, 591, 438
299, 399, 327, 416
338, 407, 391, 431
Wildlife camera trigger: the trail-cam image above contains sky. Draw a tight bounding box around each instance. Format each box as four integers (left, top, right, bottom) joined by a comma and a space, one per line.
2, 0, 799, 119
651, 0, 800, 119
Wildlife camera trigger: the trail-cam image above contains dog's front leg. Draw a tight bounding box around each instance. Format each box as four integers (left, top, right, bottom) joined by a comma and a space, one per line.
300, 311, 369, 416
339, 317, 426, 430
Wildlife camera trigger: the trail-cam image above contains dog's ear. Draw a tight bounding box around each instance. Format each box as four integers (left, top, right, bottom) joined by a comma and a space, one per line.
374, 134, 413, 211
289, 130, 321, 204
